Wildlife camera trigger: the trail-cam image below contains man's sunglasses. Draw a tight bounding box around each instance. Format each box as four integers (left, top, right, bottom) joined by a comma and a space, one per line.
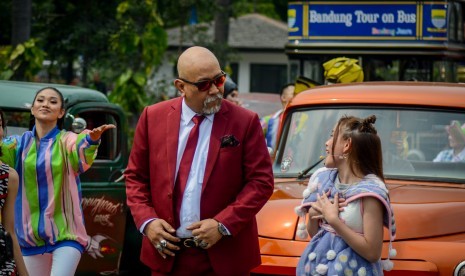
179, 71, 227, 92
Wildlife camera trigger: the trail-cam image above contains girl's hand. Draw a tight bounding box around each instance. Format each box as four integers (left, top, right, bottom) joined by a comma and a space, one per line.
309, 190, 346, 219
309, 190, 330, 220
89, 124, 116, 141
337, 194, 347, 211
308, 204, 323, 220
310, 192, 340, 224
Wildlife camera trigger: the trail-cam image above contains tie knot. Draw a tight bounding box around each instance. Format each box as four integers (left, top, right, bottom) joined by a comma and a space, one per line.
192, 115, 205, 125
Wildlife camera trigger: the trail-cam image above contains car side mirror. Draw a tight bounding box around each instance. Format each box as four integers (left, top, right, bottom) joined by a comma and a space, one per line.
66, 113, 87, 133
72, 117, 87, 133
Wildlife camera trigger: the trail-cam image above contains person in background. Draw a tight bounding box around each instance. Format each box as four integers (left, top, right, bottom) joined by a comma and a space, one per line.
381, 127, 414, 173
260, 83, 295, 150
295, 115, 396, 275
92, 72, 107, 95
433, 120, 465, 162
0, 109, 29, 276
222, 76, 241, 106
70, 76, 80, 86
125, 46, 274, 275
1, 87, 115, 276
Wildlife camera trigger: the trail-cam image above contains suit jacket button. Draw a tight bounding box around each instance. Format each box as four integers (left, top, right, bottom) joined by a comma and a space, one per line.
168, 193, 172, 199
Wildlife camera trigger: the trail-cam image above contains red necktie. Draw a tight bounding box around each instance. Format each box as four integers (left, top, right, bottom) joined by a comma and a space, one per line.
174, 115, 205, 227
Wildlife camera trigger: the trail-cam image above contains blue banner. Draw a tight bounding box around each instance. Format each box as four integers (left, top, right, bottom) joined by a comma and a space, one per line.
288, 1, 448, 42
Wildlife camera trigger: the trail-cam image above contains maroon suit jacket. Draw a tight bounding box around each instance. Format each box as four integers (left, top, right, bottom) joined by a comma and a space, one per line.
125, 97, 274, 275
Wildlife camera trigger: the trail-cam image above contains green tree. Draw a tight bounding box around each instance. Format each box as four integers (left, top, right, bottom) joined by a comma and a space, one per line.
272, 0, 289, 22
11, 0, 32, 46
158, 0, 238, 70
35, 0, 119, 84
232, 0, 281, 20
159, 0, 216, 29
214, 0, 231, 68
108, 0, 167, 126
0, 38, 46, 81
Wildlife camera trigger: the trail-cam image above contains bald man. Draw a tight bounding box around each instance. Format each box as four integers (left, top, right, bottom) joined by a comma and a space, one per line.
125, 46, 274, 275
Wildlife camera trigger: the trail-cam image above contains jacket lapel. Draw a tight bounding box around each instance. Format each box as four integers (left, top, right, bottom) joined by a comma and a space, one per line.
167, 98, 182, 187
202, 102, 229, 193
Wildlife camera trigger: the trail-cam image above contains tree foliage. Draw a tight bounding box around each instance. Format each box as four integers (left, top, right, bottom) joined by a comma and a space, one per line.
232, 0, 285, 21
1, 0, 285, 101
11, 0, 32, 46
35, 0, 119, 84
0, 38, 46, 81
107, 0, 167, 121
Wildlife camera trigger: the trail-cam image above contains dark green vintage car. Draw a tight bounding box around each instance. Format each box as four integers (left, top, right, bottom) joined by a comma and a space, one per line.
0, 80, 146, 275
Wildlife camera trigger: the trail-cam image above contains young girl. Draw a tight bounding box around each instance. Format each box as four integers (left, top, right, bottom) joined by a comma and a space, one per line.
0, 109, 28, 276
1, 87, 115, 276
295, 115, 396, 275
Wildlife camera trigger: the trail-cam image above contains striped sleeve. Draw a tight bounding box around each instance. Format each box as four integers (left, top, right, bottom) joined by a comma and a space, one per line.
61, 130, 100, 174
0, 135, 19, 167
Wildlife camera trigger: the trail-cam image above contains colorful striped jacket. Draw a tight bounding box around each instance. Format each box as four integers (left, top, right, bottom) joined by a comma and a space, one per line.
1, 126, 99, 255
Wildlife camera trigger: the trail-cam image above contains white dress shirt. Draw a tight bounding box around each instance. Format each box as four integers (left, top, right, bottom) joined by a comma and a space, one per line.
175, 100, 214, 237
139, 99, 214, 237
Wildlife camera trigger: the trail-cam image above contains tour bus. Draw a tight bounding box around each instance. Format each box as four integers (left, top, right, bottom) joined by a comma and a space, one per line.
287, 1, 465, 83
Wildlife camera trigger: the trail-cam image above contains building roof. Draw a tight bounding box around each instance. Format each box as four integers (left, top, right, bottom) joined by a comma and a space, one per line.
167, 13, 287, 51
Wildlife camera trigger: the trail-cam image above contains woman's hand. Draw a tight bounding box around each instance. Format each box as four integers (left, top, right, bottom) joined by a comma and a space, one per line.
89, 124, 116, 141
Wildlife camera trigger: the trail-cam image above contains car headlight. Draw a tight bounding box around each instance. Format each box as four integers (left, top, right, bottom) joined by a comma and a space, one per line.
455, 261, 465, 276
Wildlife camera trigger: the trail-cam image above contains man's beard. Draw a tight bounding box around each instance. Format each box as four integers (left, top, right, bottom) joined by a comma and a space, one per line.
202, 93, 222, 115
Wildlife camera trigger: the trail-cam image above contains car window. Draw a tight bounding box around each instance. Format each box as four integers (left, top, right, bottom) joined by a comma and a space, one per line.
275, 107, 465, 183
77, 111, 119, 160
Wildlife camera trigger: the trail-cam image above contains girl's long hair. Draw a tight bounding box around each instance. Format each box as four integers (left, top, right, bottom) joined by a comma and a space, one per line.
332, 115, 385, 182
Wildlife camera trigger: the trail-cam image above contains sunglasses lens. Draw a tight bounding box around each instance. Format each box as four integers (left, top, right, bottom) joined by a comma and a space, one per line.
190, 73, 226, 91
196, 81, 211, 92
214, 75, 226, 87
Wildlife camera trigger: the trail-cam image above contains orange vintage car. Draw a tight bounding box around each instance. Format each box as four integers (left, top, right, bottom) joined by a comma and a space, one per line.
253, 82, 465, 276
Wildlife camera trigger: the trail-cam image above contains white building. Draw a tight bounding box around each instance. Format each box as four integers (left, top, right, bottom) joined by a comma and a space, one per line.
153, 13, 289, 95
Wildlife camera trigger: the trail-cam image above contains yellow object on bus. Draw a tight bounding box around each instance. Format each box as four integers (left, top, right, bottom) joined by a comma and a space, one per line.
323, 57, 364, 84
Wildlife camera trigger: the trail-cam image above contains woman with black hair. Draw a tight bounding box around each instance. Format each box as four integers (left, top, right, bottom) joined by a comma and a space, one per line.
0, 109, 28, 276
1, 88, 115, 276
223, 76, 241, 106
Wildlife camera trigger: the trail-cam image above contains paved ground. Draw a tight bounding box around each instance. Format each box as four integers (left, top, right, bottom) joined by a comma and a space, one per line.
240, 92, 281, 118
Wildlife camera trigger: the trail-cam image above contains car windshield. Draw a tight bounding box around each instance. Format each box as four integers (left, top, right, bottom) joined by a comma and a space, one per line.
274, 107, 465, 183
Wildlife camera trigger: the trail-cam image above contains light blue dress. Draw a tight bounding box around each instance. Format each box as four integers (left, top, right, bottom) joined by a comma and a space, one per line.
295, 168, 396, 276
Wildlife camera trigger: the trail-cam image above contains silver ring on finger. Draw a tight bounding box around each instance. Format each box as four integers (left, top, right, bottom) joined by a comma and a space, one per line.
199, 241, 208, 249
155, 243, 163, 252
160, 239, 167, 248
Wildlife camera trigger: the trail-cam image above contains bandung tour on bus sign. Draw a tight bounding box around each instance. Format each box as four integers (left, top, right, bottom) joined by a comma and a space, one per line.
288, 1, 448, 43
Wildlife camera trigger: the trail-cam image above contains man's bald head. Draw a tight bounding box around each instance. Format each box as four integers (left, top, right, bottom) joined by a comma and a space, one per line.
174, 46, 224, 115
177, 46, 220, 79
